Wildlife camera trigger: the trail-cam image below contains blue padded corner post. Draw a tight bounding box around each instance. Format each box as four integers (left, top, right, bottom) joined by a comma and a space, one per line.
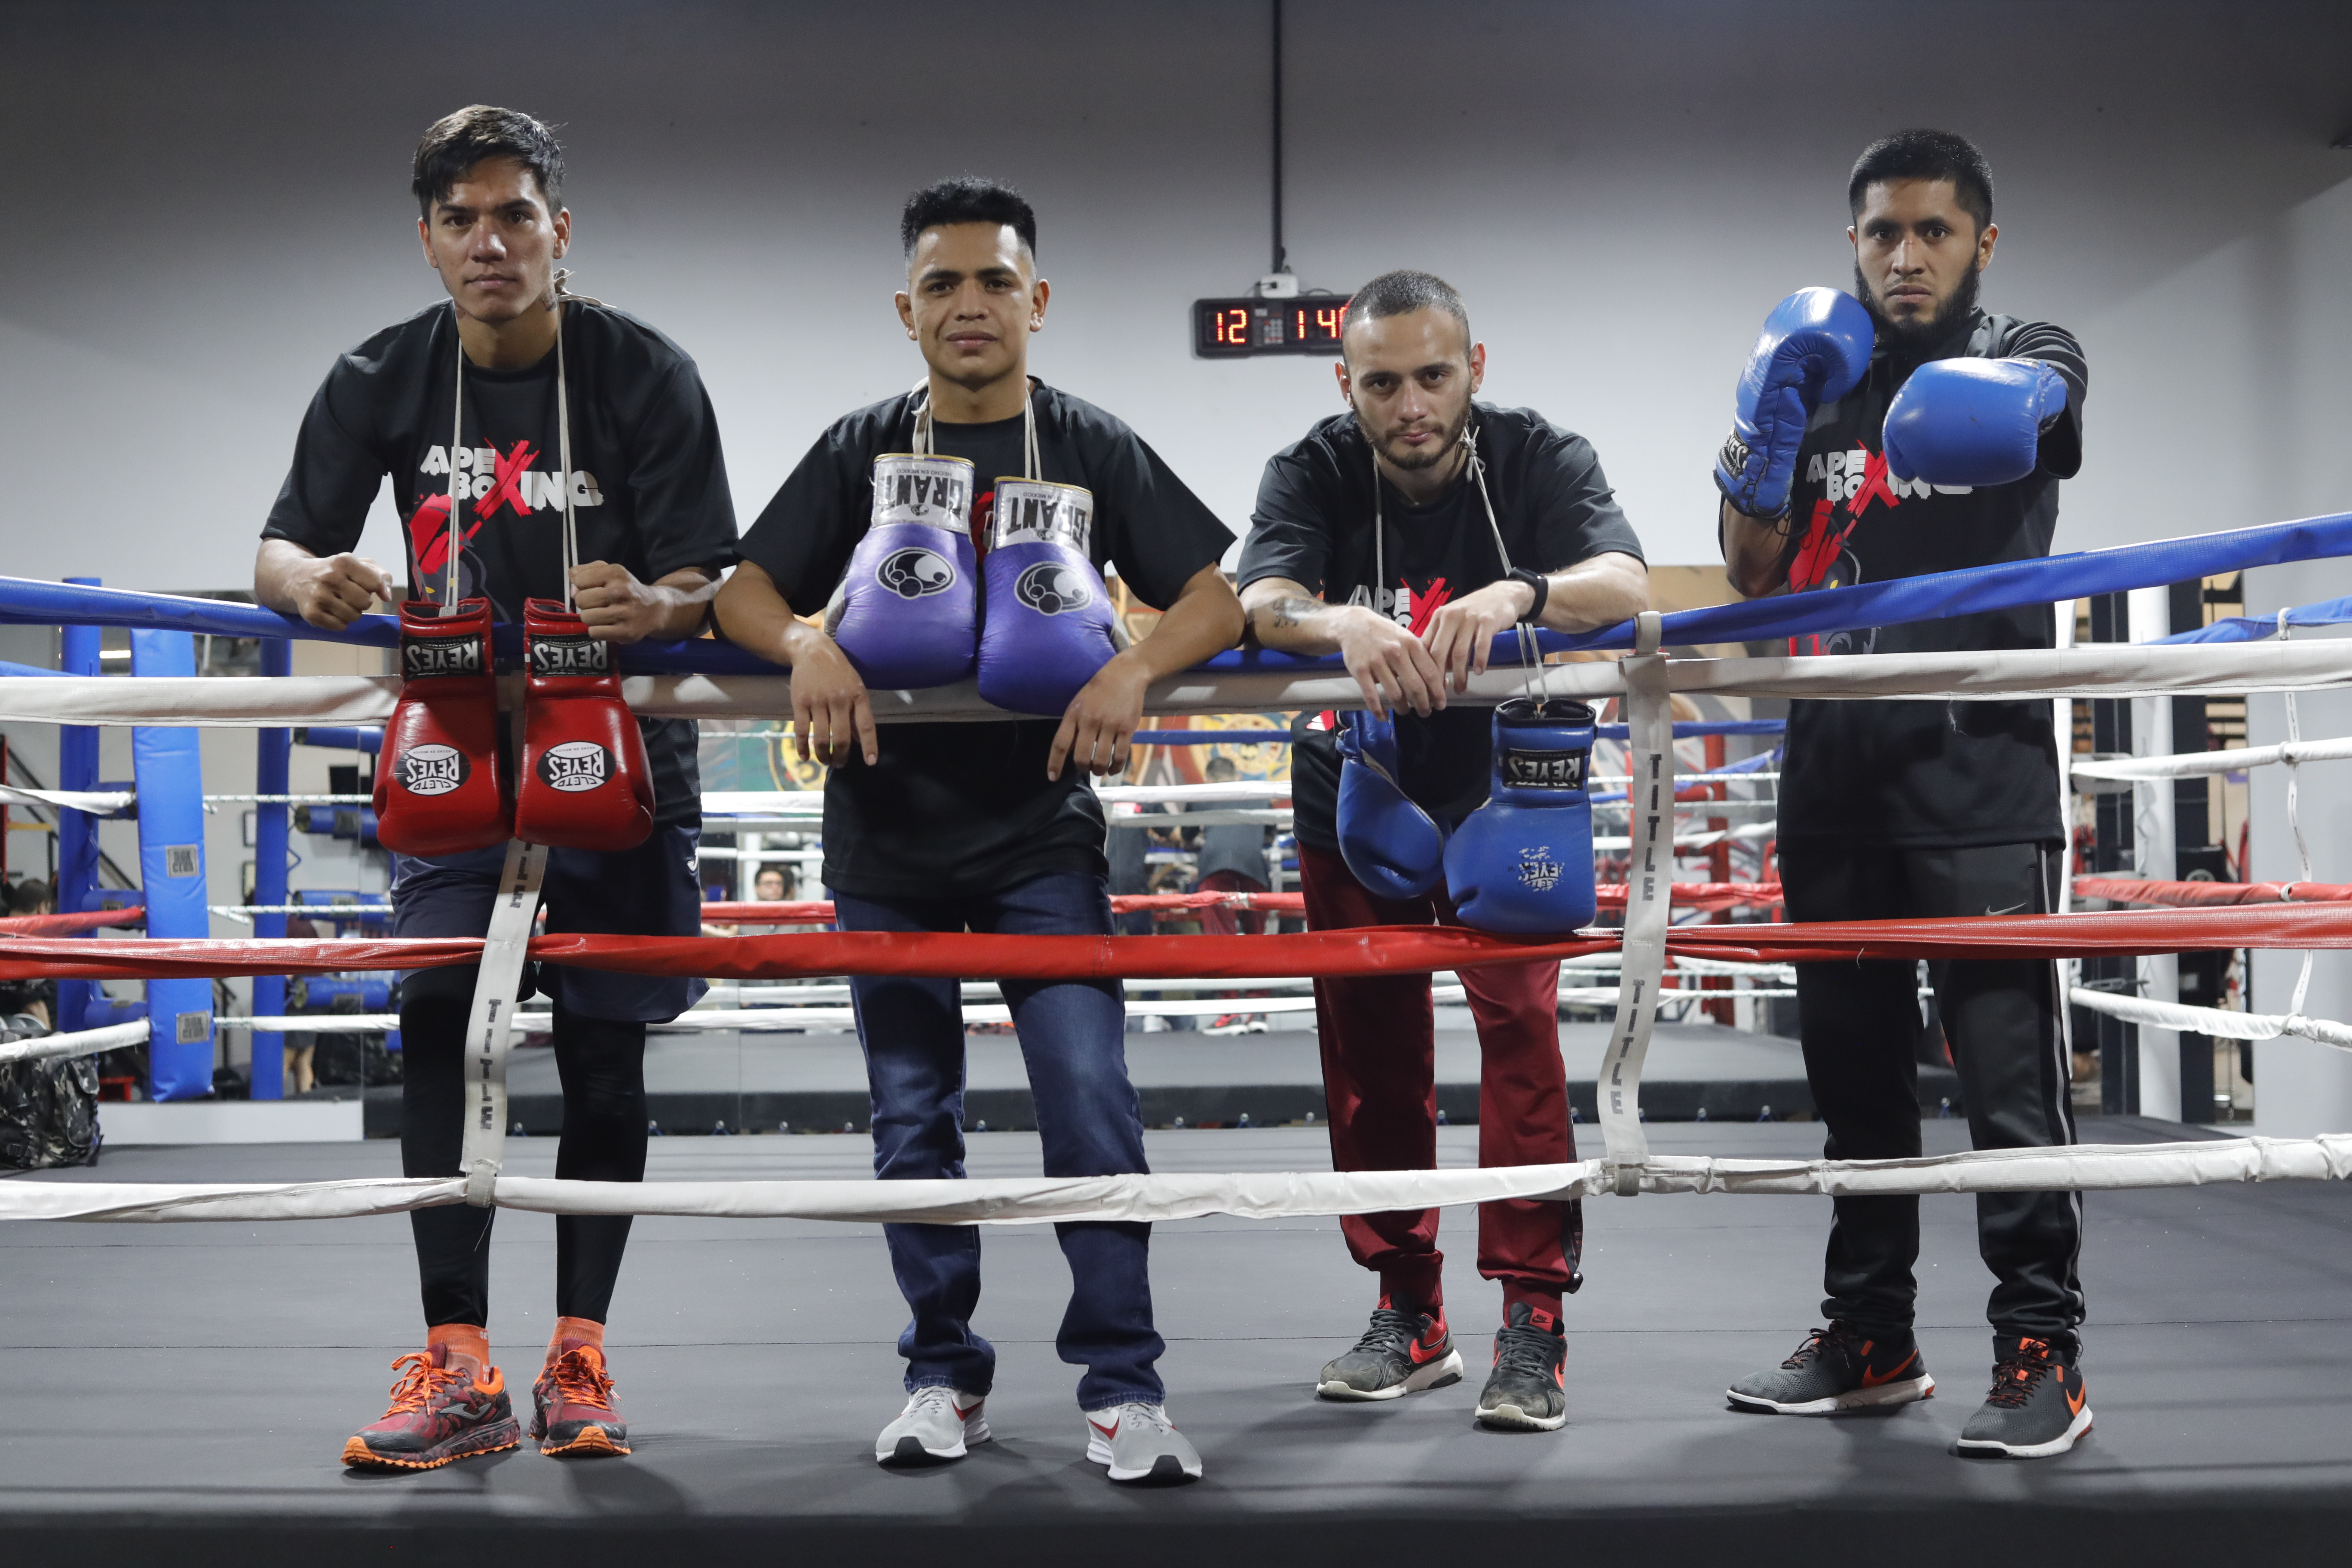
54, 578, 104, 1034
249, 638, 293, 1099
129, 628, 215, 1100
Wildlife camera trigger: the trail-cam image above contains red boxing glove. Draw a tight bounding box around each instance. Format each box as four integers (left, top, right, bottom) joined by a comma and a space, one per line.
514, 598, 654, 850
374, 598, 511, 856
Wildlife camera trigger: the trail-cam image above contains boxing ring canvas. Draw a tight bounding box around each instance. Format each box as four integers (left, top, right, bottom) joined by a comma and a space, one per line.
4, 1118, 2346, 1567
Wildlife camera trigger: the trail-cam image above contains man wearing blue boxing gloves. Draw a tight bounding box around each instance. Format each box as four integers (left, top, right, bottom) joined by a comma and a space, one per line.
715, 177, 1242, 1484
1716, 130, 2093, 1459
1240, 270, 1646, 1433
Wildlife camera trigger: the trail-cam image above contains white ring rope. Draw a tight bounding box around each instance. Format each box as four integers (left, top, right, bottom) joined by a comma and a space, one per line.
8, 640, 2352, 729
2069, 985, 2352, 1050
0, 1018, 149, 1066
9, 1133, 2349, 1225
10, 619, 2352, 1225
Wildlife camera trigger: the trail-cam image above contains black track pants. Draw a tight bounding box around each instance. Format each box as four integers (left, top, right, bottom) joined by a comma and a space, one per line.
1779, 840, 2086, 1351
399, 996, 649, 1328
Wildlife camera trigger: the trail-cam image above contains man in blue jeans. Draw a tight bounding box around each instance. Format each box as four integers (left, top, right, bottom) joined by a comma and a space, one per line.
715, 177, 1242, 1482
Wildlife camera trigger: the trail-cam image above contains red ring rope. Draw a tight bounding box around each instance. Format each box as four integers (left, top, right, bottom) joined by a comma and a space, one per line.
5, 903, 2348, 983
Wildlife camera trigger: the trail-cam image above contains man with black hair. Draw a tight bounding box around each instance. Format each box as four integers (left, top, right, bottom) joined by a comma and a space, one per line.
256, 104, 737, 1470
716, 175, 1242, 1483
1238, 270, 1647, 1433
1715, 129, 2093, 1458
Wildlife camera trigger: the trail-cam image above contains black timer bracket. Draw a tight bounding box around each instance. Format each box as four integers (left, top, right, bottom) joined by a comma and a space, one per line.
1193, 295, 1351, 358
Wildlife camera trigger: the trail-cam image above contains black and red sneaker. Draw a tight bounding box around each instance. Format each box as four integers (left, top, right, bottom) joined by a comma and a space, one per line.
1475, 1302, 1568, 1431
341, 1344, 521, 1470
532, 1341, 631, 1457
1957, 1336, 2091, 1458
1315, 1294, 1464, 1401
1727, 1320, 1934, 1415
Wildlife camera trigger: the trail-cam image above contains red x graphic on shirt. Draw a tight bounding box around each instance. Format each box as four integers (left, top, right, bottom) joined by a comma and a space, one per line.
1849, 447, 1900, 520
475, 438, 540, 521
1406, 576, 1449, 635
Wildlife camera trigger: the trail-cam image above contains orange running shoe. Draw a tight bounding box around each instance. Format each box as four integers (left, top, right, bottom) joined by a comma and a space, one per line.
342, 1344, 521, 1470
532, 1341, 631, 1456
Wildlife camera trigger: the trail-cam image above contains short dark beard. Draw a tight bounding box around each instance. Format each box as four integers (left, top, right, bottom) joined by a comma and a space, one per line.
1856, 260, 1981, 354
1360, 396, 1473, 474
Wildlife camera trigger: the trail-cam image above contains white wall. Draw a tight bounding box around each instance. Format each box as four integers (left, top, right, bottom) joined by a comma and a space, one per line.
3, 0, 2349, 591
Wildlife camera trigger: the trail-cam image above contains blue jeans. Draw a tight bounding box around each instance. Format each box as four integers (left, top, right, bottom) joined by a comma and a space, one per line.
834, 873, 1164, 1411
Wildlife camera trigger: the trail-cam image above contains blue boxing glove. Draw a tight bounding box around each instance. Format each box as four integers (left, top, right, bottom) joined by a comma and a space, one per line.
1443, 698, 1598, 935
976, 477, 1120, 716
827, 453, 980, 690
1714, 288, 1876, 518
1335, 709, 1449, 901
1882, 358, 2070, 488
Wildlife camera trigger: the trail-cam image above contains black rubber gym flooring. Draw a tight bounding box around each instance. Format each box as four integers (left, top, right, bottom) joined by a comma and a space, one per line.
360, 1022, 1962, 1137
3, 1116, 2346, 1565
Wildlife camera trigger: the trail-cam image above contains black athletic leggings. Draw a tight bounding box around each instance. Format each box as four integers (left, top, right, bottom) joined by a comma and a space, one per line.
400, 993, 649, 1327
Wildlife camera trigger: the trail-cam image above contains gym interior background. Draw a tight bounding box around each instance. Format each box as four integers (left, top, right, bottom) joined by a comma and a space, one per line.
3, 0, 2351, 1126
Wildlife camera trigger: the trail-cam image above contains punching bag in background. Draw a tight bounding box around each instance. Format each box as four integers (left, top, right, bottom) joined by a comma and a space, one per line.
130, 629, 216, 1101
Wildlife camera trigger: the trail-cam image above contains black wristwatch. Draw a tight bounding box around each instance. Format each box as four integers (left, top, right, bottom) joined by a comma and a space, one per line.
1507, 567, 1550, 623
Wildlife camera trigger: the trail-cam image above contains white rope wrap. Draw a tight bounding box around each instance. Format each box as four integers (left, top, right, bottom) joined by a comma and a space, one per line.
9, 1133, 2348, 1224
0, 784, 136, 815
2070, 985, 2352, 1050
11, 640, 2352, 729
0, 1019, 149, 1066
2070, 734, 2352, 782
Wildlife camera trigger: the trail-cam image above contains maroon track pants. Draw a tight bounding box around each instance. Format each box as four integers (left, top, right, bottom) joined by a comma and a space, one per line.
1298, 843, 1583, 1317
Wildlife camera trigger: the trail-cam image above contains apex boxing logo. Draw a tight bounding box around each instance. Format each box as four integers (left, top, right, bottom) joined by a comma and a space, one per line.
876, 547, 958, 599
402, 637, 483, 679
399, 743, 470, 796
1502, 747, 1586, 792
420, 443, 605, 514
1344, 577, 1451, 633
1014, 560, 1094, 616
530, 632, 610, 677
537, 740, 612, 793
1804, 447, 1972, 504
1515, 846, 1565, 893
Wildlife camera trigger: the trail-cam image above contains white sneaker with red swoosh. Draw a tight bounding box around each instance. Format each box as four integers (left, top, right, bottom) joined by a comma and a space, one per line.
1083, 1401, 1203, 1483
876, 1386, 989, 1465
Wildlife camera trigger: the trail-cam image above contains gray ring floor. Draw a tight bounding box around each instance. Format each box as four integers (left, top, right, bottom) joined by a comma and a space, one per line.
3, 1117, 2347, 1565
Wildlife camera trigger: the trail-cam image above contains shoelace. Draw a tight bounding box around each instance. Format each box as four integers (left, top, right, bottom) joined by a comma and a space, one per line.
1351, 1308, 1428, 1358
1781, 1322, 1858, 1369
1491, 1323, 1562, 1378
1109, 1403, 1174, 1436
903, 1386, 963, 1418
1982, 1341, 2054, 1409
546, 1347, 616, 1410
381, 1352, 472, 1416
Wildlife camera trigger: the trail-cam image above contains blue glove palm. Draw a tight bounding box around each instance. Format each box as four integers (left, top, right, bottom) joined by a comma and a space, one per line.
1335, 710, 1449, 901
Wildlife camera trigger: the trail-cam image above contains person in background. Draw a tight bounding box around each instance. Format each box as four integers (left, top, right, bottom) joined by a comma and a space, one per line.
4, 882, 58, 1029
282, 914, 322, 1096
1194, 757, 1274, 1035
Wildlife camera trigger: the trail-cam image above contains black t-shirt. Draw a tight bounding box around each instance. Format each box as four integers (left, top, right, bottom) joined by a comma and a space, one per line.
1238, 405, 1645, 852
1773, 309, 2088, 847
740, 382, 1234, 900
262, 301, 739, 830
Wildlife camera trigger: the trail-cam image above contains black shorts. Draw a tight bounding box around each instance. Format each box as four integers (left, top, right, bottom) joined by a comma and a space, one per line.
390, 827, 707, 1022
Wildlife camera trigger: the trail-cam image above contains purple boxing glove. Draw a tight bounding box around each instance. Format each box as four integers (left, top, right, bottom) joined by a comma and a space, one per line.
976, 477, 1119, 716
1883, 358, 2070, 488
826, 453, 980, 691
